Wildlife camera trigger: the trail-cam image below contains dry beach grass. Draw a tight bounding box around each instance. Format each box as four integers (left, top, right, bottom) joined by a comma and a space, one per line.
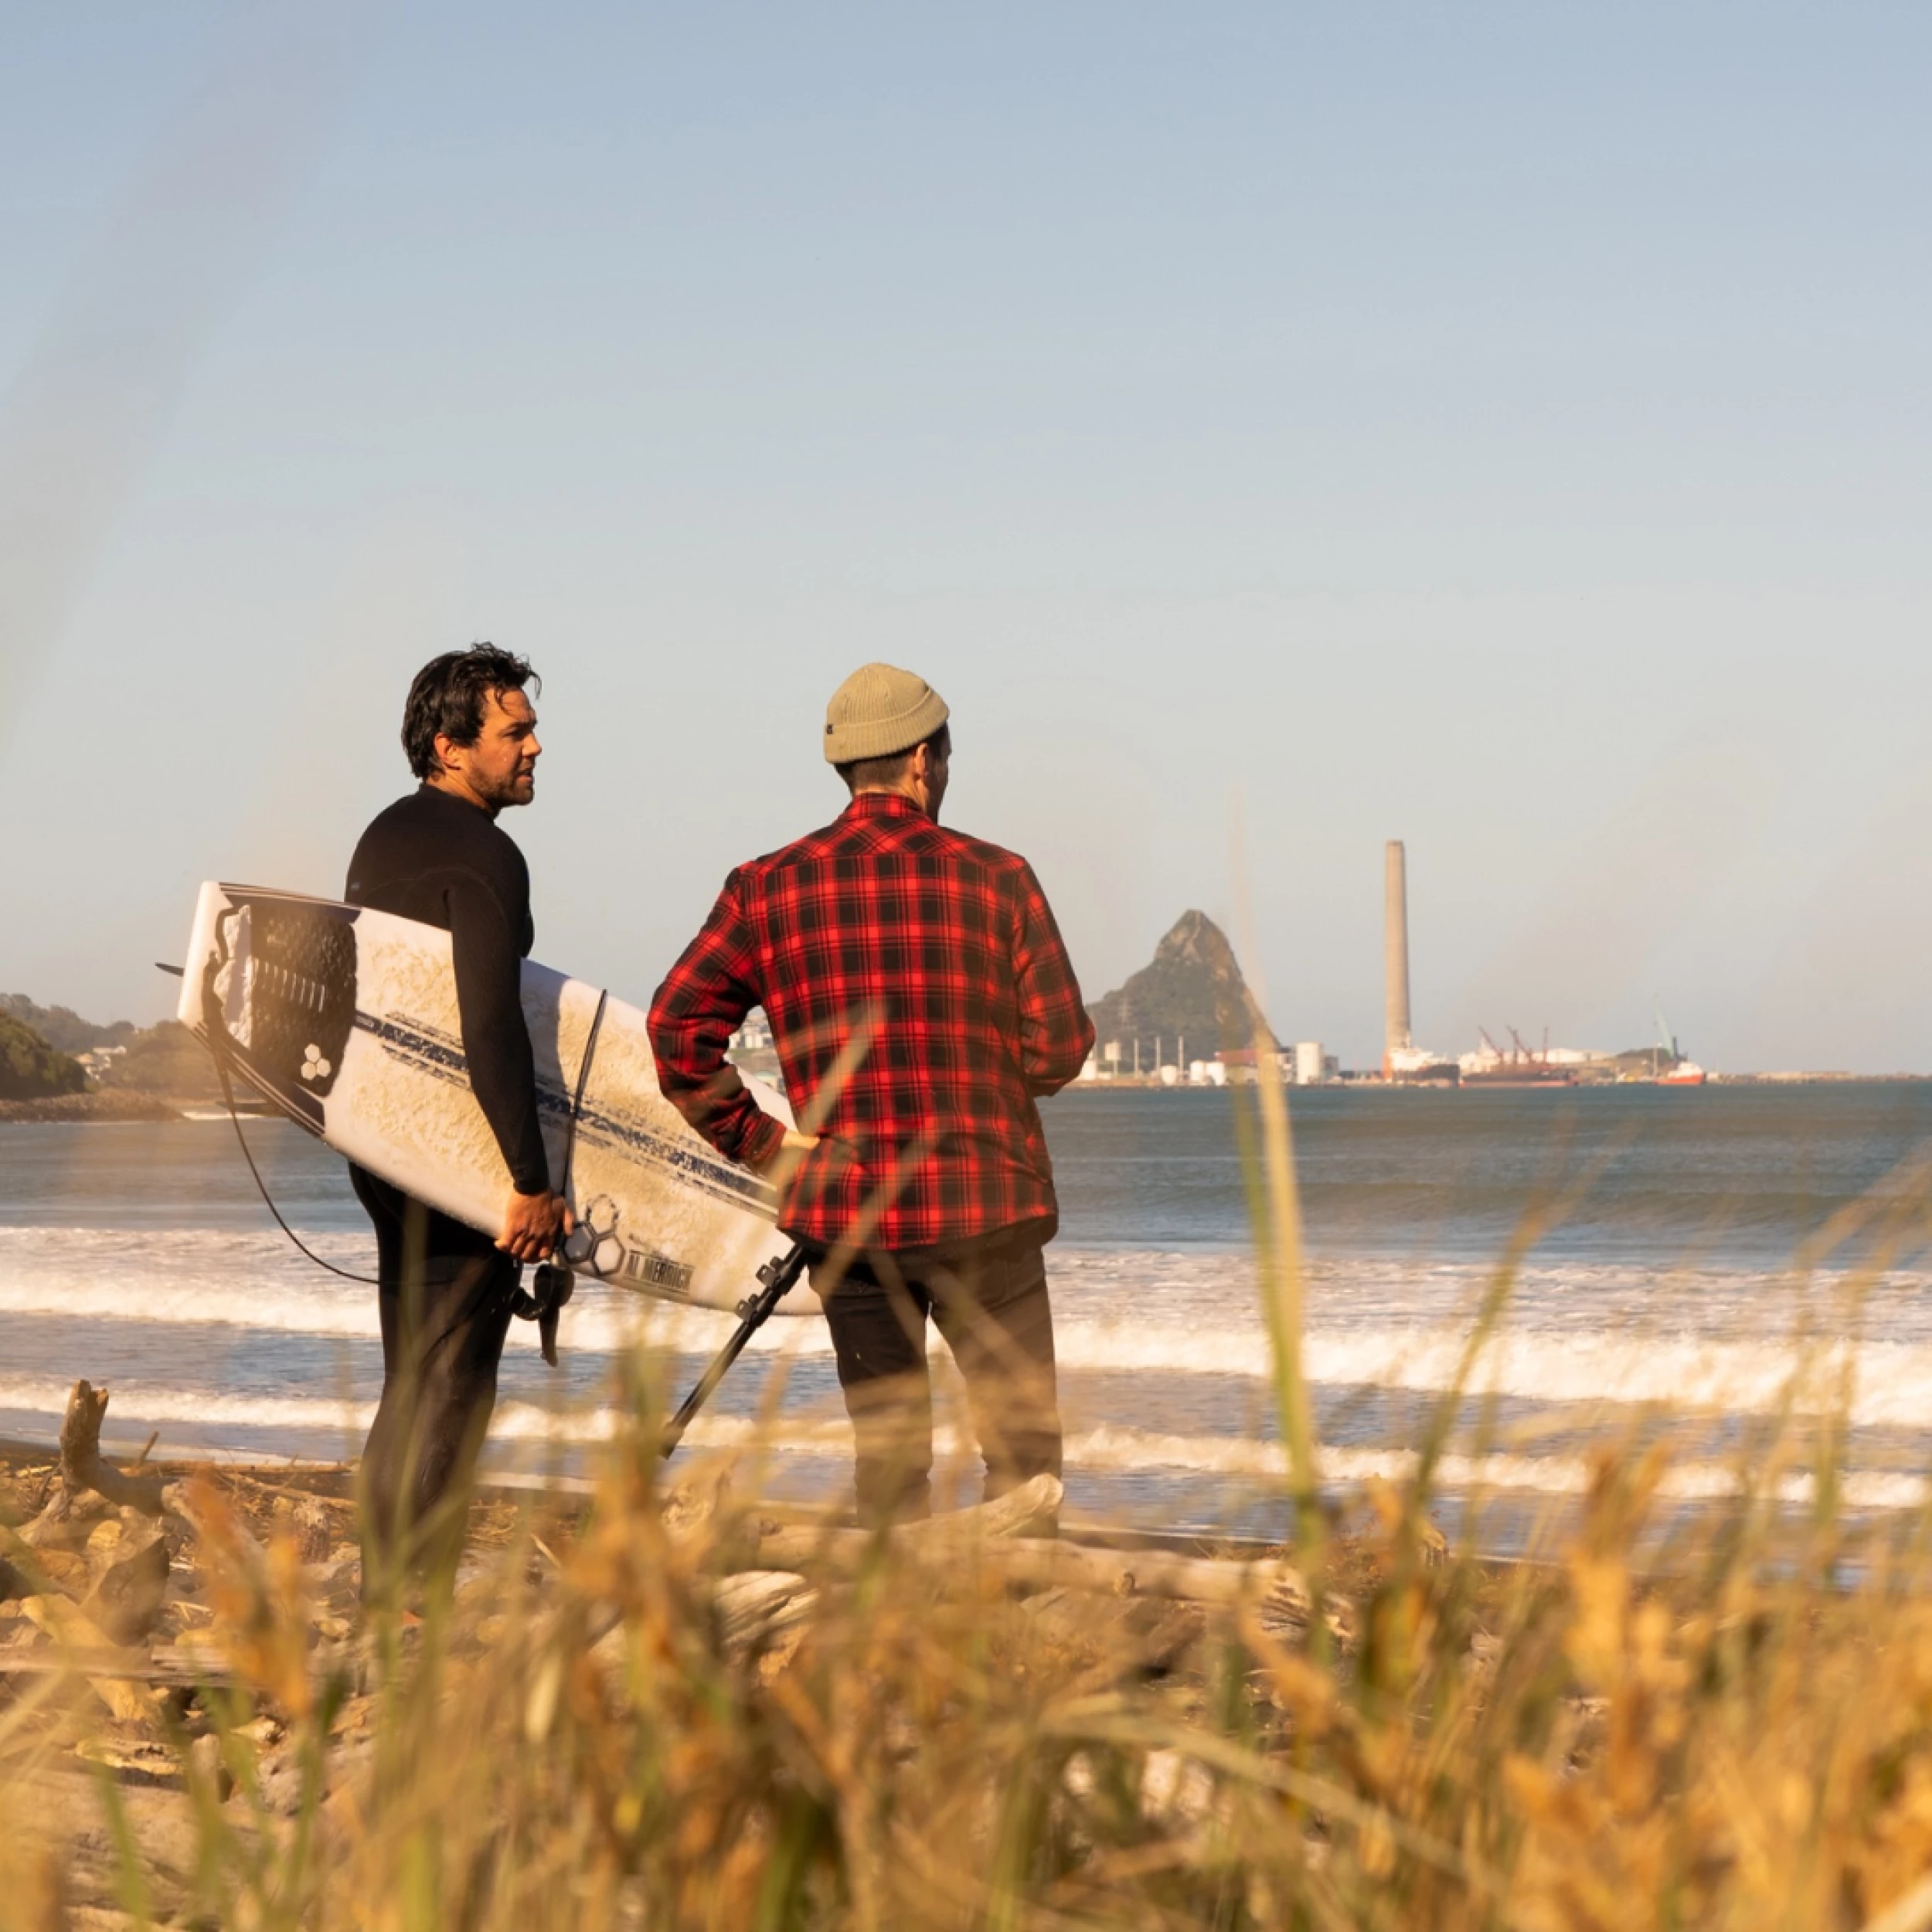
9, 1090, 1932, 1927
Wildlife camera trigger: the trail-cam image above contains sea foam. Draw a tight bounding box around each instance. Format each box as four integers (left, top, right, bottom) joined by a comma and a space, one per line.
5, 1228, 1930, 1428
2, 1376, 1919, 1511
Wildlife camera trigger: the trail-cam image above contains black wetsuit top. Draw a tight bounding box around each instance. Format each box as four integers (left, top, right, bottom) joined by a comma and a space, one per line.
345, 785, 549, 1195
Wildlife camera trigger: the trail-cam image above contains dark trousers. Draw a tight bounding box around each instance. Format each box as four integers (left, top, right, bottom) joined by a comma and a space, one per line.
812, 1234, 1063, 1523
350, 1165, 516, 1592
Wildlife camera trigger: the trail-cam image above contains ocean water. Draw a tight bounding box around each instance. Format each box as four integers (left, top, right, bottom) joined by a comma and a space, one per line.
5, 1083, 1932, 1547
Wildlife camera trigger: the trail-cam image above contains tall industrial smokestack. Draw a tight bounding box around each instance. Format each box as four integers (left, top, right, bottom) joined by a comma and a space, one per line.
1383, 840, 1412, 1076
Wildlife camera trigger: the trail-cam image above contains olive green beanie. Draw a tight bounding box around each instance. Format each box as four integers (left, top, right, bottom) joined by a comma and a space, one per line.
822, 662, 950, 764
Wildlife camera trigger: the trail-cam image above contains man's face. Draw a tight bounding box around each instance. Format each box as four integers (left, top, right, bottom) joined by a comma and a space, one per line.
437, 687, 542, 810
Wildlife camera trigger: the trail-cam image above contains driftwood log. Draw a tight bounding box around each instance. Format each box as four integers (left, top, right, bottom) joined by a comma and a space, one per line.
4, 1383, 175, 1651
19, 1382, 165, 1549
889, 1474, 1064, 1545
18, 1593, 158, 1722
162, 1477, 265, 1561
83, 1534, 173, 1646
755, 1520, 1312, 1612
748, 1475, 1332, 1625
59, 1381, 165, 1515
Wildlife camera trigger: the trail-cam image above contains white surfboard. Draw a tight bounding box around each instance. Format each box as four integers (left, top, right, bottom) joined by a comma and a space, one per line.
177, 880, 804, 1316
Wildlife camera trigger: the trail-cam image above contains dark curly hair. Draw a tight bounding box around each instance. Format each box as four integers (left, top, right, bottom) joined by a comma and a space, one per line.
401, 645, 539, 780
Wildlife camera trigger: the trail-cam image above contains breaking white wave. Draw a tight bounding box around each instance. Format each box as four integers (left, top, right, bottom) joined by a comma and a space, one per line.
0, 1377, 376, 1434
1057, 1431, 1932, 1514
4, 1372, 1920, 1512
1286, 1328, 1932, 1431
7, 1228, 1932, 1430
1046, 1321, 1932, 1430
0, 1227, 815, 1347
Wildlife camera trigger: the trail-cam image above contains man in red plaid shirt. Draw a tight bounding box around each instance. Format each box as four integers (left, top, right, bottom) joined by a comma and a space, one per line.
648, 663, 1094, 1520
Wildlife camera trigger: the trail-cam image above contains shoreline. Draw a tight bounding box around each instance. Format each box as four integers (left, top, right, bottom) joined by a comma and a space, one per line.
3, 1080, 1919, 1124
0, 1091, 263, 1124
1055, 1071, 1930, 1092
0, 1093, 190, 1124
0, 1433, 1303, 1568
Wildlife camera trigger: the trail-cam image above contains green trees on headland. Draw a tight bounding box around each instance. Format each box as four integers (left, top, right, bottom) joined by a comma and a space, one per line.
0, 1012, 87, 1099
1, 991, 229, 1106
0, 992, 134, 1056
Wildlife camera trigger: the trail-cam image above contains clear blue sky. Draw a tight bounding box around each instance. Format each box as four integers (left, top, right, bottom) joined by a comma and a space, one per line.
4, 4, 1929, 1072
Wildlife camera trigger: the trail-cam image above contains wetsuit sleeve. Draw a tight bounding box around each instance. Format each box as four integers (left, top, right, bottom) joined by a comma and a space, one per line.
1010, 860, 1095, 1097
648, 870, 787, 1173
446, 868, 550, 1195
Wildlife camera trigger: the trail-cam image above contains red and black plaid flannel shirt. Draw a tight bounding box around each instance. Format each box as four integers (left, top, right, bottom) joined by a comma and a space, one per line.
648, 792, 1095, 1254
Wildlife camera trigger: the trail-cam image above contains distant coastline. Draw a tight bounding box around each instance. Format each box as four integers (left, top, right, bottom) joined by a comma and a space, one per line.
6, 1074, 1917, 1128
0, 1092, 196, 1124
1053, 1069, 1927, 1091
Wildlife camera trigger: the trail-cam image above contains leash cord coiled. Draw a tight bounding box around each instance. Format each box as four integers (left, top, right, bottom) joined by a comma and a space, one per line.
214, 1045, 382, 1285
559, 988, 607, 1202
508, 988, 607, 1358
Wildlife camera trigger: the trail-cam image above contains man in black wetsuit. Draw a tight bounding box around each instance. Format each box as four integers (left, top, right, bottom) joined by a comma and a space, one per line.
344, 645, 570, 1594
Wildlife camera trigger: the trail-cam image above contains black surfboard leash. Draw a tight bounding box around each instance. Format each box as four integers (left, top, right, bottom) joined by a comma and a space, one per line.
558, 987, 607, 1202
212, 1045, 383, 1285
164, 960, 382, 1283
660, 1240, 808, 1457
509, 987, 608, 1362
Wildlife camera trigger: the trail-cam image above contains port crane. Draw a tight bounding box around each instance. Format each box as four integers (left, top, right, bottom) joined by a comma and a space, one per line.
1464, 1024, 1574, 1087
1653, 999, 1679, 1076
1506, 1026, 1552, 1068
1475, 1027, 1553, 1068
